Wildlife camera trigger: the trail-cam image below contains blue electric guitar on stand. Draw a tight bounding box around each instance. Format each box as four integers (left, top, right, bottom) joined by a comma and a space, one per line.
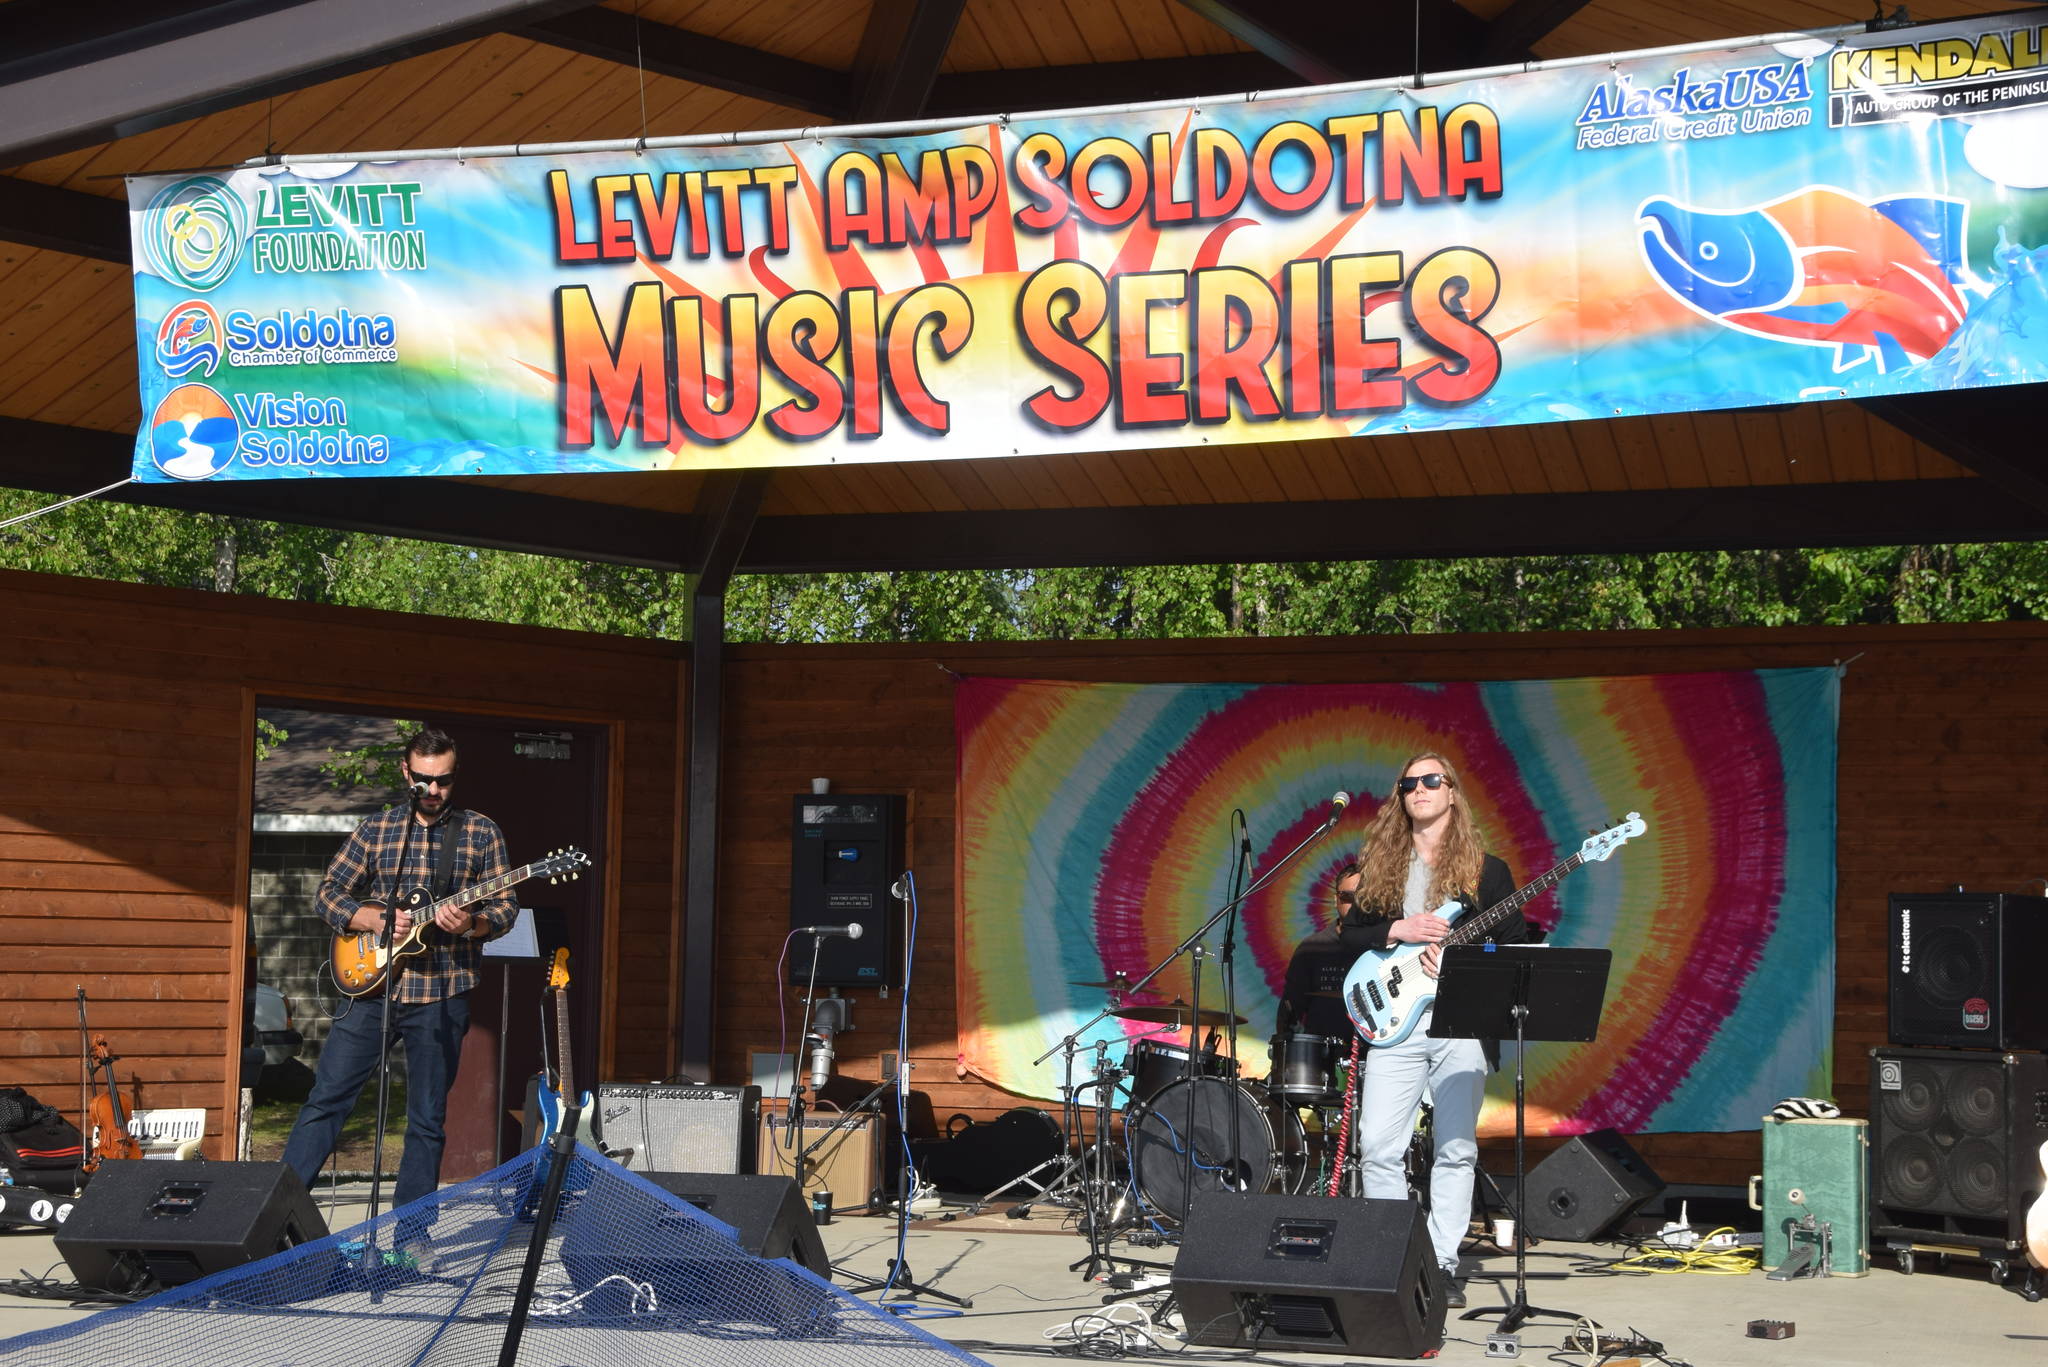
1343, 813, 1646, 1047
535, 948, 603, 1150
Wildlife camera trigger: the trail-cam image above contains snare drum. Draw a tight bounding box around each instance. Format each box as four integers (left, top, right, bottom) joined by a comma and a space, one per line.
1267, 1031, 1343, 1103
1126, 1078, 1307, 1222
1124, 1039, 1239, 1110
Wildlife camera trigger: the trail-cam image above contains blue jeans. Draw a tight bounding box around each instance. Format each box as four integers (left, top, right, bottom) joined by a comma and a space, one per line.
282, 993, 471, 1214
1356, 1020, 1487, 1276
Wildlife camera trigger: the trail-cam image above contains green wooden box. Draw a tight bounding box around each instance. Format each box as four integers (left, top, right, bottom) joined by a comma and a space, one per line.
1750, 1116, 1869, 1276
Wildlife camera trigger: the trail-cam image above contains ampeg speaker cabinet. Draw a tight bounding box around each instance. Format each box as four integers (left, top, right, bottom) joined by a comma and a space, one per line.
635, 1171, 830, 1273
1172, 1193, 1445, 1360
1522, 1129, 1665, 1243
1869, 1047, 2048, 1255
1755, 1115, 1869, 1276
790, 793, 903, 986
598, 1083, 760, 1175
1887, 892, 2048, 1049
756, 1111, 883, 1206
56, 1160, 327, 1294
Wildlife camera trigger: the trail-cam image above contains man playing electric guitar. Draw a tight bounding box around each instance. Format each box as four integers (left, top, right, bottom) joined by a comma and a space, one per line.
1335, 751, 1528, 1309
282, 728, 519, 1213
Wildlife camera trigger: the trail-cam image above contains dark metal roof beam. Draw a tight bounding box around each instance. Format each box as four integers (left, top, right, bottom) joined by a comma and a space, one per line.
0, 0, 601, 166
924, 53, 1296, 117
1172, 0, 1487, 85
520, 8, 851, 119
0, 176, 129, 262
848, 0, 967, 123
1857, 387, 2048, 519
1480, 0, 1597, 64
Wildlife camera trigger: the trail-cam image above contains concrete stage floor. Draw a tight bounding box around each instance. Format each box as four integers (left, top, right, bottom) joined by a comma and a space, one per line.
1, 1183, 2042, 1365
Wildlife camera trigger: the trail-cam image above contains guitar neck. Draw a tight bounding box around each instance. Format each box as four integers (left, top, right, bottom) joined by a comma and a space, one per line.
436, 861, 542, 912
1447, 852, 1585, 945
554, 989, 575, 1101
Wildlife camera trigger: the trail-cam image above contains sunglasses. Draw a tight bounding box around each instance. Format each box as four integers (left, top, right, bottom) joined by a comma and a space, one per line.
1397, 773, 1452, 794
410, 770, 458, 789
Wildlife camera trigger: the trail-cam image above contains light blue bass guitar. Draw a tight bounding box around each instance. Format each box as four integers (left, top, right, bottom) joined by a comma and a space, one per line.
535, 948, 602, 1148
1342, 814, 1646, 1047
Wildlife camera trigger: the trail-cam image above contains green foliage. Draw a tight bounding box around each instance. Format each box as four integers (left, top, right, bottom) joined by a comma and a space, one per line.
254, 716, 290, 763
6, 485, 2048, 645
318, 719, 423, 793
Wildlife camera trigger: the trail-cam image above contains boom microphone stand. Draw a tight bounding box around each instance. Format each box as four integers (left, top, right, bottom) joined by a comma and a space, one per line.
366, 783, 425, 1224
1037, 791, 1350, 1231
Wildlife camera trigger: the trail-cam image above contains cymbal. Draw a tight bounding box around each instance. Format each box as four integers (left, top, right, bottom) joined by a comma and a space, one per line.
1071, 974, 1136, 990
1109, 999, 1247, 1027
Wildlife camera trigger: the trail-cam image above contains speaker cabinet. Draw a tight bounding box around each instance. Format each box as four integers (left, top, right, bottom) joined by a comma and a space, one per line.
56, 1161, 327, 1293
1887, 892, 2048, 1049
756, 1111, 882, 1206
789, 793, 903, 986
633, 1171, 829, 1275
597, 1083, 759, 1175
1172, 1193, 1444, 1359
1522, 1129, 1664, 1242
1869, 1047, 2048, 1254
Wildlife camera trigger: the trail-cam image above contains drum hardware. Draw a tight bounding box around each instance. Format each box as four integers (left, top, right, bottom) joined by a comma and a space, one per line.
1107, 999, 1248, 1027
1126, 1077, 1310, 1224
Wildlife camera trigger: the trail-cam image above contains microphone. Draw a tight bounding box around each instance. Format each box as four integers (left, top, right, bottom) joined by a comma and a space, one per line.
889, 874, 910, 900
1324, 790, 1351, 826
807, 1027, 836, 1091
409, 780, 431, 796
796, 923, 864, 939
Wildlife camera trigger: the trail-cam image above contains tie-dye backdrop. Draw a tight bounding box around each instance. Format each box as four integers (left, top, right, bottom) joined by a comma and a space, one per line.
955, 668, 1838, 1137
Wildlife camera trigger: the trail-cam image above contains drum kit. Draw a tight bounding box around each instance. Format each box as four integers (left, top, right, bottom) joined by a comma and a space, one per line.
1021, 982, 1402, 1262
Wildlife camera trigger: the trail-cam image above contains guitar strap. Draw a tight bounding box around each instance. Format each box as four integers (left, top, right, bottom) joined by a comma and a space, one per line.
430, 811, 461, 902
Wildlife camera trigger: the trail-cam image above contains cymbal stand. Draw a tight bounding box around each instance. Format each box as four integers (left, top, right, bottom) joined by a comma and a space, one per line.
999, 1035, 1105, 1219
1071, 1044, 1168, 1282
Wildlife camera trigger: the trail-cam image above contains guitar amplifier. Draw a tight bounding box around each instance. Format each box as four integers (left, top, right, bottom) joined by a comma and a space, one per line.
756, 1111, 883, 1205
596, 1084, 760, 1175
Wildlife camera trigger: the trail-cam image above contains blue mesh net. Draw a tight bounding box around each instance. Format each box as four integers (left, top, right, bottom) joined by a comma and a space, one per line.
0, 1146, 988, 1366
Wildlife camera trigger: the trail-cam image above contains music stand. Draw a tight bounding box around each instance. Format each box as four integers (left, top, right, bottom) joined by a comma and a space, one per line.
1428, 944, 1611, 1335
481, 909, 541, 1165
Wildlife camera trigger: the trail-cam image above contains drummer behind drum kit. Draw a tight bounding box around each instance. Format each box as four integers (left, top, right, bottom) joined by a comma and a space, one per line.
1022, 981, 1406, 1255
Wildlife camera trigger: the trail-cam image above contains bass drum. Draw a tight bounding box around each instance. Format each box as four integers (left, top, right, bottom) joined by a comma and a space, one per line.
1127, 1078, 1306, 1223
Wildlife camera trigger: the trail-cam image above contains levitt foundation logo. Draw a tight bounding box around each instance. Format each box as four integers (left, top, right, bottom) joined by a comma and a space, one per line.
140, 176, 247, 292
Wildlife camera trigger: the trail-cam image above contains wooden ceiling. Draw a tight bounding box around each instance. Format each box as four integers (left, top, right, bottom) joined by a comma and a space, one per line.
2, 0, 2044, 574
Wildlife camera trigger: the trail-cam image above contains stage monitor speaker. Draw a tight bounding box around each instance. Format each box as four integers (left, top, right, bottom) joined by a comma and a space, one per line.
632, 1171, 829, 1275
1887, 893, 2048, 1049
1522, 1128, 1665, 1243
55, 1160, 327, 1294
1172, 1193, 1444, 1359
598, 1083, 760, 1175
757, 1111, 882, 1206
789, 793, 903, 986
1869, 1046, 2048, 1255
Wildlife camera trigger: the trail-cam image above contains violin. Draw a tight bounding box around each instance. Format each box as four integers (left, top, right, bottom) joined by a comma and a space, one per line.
76, 989, 143, 1170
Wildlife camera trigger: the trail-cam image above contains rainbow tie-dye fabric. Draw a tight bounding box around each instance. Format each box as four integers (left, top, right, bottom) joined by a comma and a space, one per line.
955, 668, 1837, 1137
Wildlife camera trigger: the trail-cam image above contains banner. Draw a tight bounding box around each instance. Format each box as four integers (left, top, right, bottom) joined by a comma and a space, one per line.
954, 669, 1839, 1136
130, 16, 2048, 483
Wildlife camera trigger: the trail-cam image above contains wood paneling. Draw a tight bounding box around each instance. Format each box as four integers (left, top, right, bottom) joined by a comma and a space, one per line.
714, 620, 2048, 1187
0, 568, 682, 1160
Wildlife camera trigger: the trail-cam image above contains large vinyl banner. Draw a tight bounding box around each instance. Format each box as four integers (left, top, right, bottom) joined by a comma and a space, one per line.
954, 669, 1840, 1136
131, 16, 2048, 483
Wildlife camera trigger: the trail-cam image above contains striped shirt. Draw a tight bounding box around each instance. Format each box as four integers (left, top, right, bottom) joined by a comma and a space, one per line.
316, 804, 518, 1004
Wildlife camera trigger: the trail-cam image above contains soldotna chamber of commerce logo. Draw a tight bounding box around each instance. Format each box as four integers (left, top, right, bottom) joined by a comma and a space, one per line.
154, 300, 223, 378
148, 383, 240, 481
140, 176, 246, 292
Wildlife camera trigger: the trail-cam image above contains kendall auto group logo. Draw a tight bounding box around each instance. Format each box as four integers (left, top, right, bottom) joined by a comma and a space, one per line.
154, 300, 223, 378
140, 176, 246, 292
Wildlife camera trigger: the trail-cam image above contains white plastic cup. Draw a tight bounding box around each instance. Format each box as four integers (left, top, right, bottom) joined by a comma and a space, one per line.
811, 777, 830, 794
1493, 1217, 1516, 1247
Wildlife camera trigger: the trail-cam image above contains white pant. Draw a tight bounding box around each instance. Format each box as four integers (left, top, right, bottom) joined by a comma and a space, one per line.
1355, 1023, 1487, 1274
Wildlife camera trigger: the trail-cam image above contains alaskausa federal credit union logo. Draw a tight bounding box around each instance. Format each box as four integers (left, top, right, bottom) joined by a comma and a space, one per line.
148, 383, 240, 481
154, 300, 223, 378
140, 176, 247, 292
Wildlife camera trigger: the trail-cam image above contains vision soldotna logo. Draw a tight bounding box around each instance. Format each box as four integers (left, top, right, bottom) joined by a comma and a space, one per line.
148, 383, 240, 481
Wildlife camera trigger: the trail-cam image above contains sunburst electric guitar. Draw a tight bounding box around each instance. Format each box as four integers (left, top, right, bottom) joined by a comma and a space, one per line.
330, 848, 588, 997
1343, 814, 1646, 1047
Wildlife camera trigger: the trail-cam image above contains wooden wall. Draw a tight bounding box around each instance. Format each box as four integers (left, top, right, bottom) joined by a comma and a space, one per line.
715, 622, 2048, 1187
0, 568, 682, 1155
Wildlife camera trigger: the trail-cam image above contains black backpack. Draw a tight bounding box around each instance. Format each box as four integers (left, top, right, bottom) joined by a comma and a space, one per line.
0, 1087, 85, 1182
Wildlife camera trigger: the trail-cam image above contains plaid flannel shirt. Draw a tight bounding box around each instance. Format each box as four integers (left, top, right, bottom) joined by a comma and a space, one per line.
317, 804, 519, 1004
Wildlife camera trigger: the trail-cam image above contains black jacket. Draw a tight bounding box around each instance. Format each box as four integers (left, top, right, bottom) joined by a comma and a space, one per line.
1333, 852, 1526, 1069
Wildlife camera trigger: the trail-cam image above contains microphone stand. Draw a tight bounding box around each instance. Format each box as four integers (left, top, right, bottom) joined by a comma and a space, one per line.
367, 787, 422, 1225
1035, 800, 1346, 1229
785, 933, 831, 1201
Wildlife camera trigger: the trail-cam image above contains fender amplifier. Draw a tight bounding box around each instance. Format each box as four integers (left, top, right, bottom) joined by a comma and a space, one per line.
597, 1084, 760, 1175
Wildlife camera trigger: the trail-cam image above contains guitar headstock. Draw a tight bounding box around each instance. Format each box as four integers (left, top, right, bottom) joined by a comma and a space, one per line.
540, 846, 590, 883
548, 946, 571, 993
1578, 812, 1647, 862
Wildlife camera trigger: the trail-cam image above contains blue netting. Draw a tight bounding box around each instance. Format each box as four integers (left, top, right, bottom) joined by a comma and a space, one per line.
0, 1146, 989, 1366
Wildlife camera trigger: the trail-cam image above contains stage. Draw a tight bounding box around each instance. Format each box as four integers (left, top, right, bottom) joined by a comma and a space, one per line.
1, 1181, 2039, 1366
